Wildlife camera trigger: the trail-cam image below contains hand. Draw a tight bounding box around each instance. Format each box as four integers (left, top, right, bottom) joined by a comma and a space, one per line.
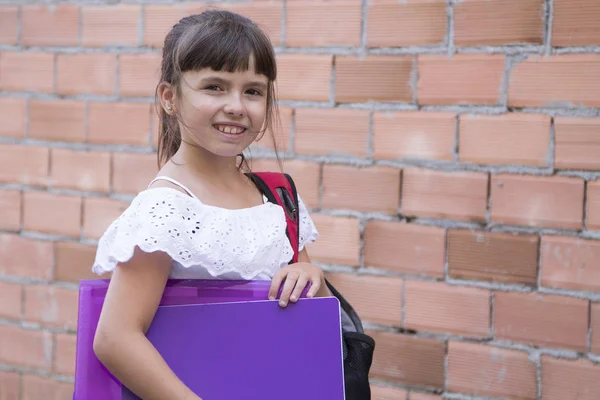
268, 263, 326, 307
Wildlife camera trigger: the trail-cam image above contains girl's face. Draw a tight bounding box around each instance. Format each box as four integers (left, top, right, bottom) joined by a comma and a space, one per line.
172, 56, 269, 158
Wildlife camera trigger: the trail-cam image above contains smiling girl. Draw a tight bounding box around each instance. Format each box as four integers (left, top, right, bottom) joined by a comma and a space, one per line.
91, 10, 330, 400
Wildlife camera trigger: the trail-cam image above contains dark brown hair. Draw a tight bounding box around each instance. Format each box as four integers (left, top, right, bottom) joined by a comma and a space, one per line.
155, 9, 280, 168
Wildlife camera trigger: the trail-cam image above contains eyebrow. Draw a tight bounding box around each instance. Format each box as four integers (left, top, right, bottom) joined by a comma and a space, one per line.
200, 76, 268, 91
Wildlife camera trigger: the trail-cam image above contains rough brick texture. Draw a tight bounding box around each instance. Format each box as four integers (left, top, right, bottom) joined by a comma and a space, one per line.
0, 1, 599, 399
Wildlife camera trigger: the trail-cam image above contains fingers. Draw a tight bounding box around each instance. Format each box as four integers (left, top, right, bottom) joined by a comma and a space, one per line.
289, 274, 309, 303
278, 271, 299, 307
306, 278, 321, 298
268, 269, 286, 301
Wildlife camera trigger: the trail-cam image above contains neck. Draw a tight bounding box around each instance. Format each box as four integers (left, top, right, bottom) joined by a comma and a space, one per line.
172, 142, 244, 183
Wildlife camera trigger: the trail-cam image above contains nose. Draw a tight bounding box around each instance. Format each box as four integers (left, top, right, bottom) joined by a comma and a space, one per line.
223, 93, 245, 117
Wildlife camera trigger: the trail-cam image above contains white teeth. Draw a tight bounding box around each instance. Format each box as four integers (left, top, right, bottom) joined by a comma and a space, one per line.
215, 124, 245, 135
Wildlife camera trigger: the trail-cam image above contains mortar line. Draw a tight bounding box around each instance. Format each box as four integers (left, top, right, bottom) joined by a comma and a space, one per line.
446, 0, 455, 56
452, 113, 459, 162
547, 116, 556, 170
583, 180, 589, 232
360, 0, 368, 51
280, 0, 287, 47
536, 234, 543, 289
16, 6, 22, 47
588, 301, 593, 354
543, 0, 555, 55
138, 4, 145, 47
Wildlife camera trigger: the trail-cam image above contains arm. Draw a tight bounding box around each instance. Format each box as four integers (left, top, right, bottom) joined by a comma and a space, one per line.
93, 247, 202, 400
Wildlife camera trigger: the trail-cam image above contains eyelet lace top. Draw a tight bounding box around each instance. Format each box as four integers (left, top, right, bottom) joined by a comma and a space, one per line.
92, 177, 319, 280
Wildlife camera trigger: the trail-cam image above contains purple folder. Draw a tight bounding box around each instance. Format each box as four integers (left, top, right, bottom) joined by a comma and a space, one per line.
74, 279, 344, 400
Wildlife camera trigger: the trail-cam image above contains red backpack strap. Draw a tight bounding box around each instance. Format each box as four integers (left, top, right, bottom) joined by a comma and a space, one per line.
247, 172, 300, 264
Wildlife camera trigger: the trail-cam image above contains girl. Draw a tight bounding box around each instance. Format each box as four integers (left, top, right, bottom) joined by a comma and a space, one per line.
91, 10, 330, 400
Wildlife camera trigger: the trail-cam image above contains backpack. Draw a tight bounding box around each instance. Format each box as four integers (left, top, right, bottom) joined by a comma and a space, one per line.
248, 171, 376, 400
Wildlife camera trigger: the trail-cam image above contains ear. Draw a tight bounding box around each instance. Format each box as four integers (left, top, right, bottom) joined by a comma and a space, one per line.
157, 82, 176, 115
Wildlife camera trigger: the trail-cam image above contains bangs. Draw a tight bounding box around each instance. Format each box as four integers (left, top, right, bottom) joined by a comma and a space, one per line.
173, 15, 276, 81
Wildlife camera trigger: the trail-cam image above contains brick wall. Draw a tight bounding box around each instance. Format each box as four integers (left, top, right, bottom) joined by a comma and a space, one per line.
0, 0, 599, 399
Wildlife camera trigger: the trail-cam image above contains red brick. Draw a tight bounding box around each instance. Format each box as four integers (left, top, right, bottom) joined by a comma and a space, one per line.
0, 234, 53, 280
552, 0, 600, 46
335, 56, 413, 103
322, 165, 400, 213
508, 54, 600, 108
369, 330, 445, 388
307, 215, 360, 266
25, 285, 78, 330
401, 168, 488, 222
490, 174, 584, 229
119, 53, 161, 97
542, 357, 600, 400
410, 394, 441, 400
51, 149, 111, 193
0, 144, 49, 186
448, 342, 537, 399
454, 0, 544, 46
0, 325, 52, 369
0, 190, 21, 231
88, 102, 151, 146
448, 230, 539, 285
29, 100, 86, 142
54, 241, 99, 283
364, 221, 446, 277
555, 117, 600, 170
81, 5, 140, 47
0, 97, 26, 138
418, 54, 505, 106
405, 280, 490, 337
0, 280, 22, 320
373, 111, 455, 161
21, 5, 79, 46
112, 152, 158, 195
494, 292, 588, 351
0, 7, 18, 45
281, 160, 320, 209
23, 192, 82, 238
459, 113, 551, 166
286, 2, 361, 47
371, 385, 407, 400
83, 197, 128, 240
295, 108, 370, 157
214, 2, 283, 46
22, 375, 74, 400
591, 303, 600, 354
587, 180, 600, 231
0, 52, 54, 93
326, 273, 402, 327
56, 54, 117, 96
276, 55, 332, 101
367, 0, 447, 47
540, 235, 600, 292
54, 333, 76, 376
0, 371, 19, 400
143, 4, 193, 48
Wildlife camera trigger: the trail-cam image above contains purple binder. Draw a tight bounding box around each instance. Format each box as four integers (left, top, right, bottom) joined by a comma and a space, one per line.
74, 279, 344, 400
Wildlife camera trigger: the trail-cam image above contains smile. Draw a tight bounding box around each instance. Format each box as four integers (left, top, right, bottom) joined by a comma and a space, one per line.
213, 124, 246, 135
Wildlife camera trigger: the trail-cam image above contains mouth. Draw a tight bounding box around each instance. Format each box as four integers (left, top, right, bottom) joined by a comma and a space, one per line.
213, 124, 247, 136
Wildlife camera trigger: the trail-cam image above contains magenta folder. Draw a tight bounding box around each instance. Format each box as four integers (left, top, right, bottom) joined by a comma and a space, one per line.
74, 279, 344, 400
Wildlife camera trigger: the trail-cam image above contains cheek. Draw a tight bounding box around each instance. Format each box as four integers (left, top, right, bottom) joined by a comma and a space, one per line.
248, 101, 268, 126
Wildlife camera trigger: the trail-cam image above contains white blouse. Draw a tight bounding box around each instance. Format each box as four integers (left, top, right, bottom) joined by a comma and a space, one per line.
92, 179, 320, 280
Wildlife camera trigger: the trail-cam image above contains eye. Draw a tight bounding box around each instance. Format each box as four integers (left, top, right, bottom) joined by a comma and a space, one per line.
246, 88, 263, 96
205, 85, 223, 91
